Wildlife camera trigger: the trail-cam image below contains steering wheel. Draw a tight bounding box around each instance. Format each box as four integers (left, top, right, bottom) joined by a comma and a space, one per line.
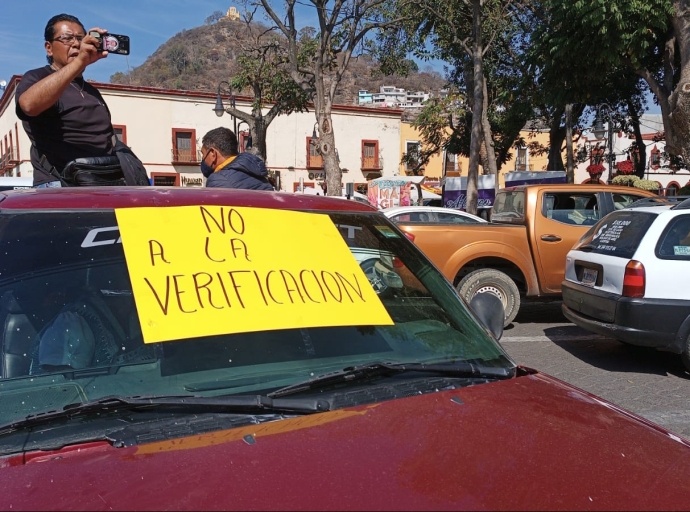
359, 259, 388, 295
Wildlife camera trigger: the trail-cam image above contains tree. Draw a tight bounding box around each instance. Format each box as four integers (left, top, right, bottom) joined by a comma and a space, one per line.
542, 0, 690, 163
205, 11, 226, 25
250, 0, 412, 196
380, 0, 531, 212
224, 16, 312, 162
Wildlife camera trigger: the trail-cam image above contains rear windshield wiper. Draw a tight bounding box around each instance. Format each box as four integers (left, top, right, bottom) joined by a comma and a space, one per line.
0, 394, 330, 436
268, 361, 515, 398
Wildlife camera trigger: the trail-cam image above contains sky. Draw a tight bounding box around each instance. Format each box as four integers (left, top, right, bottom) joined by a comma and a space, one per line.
0, 1, 660, 114
0, 0, 320, 84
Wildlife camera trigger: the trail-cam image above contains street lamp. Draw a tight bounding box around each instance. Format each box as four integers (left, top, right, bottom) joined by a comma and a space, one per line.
593, 104, 615, 184
213, 81, 237, 134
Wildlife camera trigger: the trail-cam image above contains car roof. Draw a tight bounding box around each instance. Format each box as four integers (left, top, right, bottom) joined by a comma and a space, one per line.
502, 184, 659, 195
383, 205, 472, 214
0, 187, 378, 212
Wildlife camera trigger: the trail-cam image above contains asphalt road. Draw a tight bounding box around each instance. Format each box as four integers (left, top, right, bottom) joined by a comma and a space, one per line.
500, 300, 690, 439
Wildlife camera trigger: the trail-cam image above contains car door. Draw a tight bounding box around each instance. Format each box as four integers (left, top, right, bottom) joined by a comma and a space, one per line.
532, 190, 601, 293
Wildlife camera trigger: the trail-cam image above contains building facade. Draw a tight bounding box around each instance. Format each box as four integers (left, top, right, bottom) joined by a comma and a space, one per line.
399, 122, 560, 188
575, 114, 690, 194
0, 76, 403, 192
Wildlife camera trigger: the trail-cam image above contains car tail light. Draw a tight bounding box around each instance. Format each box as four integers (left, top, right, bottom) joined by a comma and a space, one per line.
403, 232, 415, 243
392, 257, 404, 268
622, 260, 645, 298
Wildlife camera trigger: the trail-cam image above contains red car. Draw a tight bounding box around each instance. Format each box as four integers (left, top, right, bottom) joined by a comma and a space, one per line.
0, 187, 689, 510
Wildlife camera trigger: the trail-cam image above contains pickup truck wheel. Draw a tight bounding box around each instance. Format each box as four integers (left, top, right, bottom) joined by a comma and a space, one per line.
457, 269, 520, 327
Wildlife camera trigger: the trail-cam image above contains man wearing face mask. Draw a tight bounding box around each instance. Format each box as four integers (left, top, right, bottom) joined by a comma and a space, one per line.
200, 127, 274, 191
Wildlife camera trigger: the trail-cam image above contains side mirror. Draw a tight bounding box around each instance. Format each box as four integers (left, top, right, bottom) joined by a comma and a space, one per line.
469, 292, 504, 340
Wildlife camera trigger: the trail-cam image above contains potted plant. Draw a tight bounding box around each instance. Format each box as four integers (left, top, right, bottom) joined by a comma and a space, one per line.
615, 159, 635, 175
612, 175, 640, 187
633, 179, 660, 193
586, 163, 605, 181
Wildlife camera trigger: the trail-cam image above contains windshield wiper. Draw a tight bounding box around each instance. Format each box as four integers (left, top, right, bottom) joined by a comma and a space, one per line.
267, 361, 515, 398
0, 394, 330, 436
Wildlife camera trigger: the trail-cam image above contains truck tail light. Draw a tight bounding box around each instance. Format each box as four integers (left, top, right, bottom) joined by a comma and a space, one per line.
622, 260, 645, 298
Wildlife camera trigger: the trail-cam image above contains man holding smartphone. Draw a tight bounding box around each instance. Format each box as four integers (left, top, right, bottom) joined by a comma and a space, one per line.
16, 13, 116, 187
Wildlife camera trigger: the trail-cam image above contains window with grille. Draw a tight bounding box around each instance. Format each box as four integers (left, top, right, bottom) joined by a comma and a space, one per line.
113, 125, 127, 145
516, 148, 527, 171
406, 142, 420, 171
172, 129, 197, 164
362, 140, 379, 169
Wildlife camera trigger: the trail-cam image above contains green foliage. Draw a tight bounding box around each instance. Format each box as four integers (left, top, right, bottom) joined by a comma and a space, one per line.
380, 0, 537, 170
678, 185, 690, 195
538, 0, 671, 105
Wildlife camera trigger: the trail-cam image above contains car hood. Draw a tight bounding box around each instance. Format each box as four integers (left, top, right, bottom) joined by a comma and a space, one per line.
2, 372, 690, 510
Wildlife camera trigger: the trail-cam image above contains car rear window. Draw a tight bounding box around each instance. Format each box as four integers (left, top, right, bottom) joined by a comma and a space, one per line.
491, 190, 525, 223
572, 211, 656, 258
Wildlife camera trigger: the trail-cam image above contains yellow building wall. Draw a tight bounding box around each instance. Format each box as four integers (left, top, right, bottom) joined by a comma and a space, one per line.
400, 123, 574, 187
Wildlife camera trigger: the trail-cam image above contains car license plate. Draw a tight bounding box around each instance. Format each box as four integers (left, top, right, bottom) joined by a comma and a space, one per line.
582, 268, 598, 287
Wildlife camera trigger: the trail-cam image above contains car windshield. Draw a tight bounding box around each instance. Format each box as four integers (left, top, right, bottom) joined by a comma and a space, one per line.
0, 208, 513, 428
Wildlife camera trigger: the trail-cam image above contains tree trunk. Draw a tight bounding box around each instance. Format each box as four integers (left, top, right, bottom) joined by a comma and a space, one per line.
670, 0, 690, 163
547, 107, 566, 171
316, 112, 341, 196
565, 104, 574, 184
254, 118, 268, 163
481, 78, 499, 195
627, 100, 646, 178
467, 0, 484, 216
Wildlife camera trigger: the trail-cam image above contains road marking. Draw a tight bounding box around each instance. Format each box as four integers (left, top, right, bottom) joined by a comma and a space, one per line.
501, 335, 607, 343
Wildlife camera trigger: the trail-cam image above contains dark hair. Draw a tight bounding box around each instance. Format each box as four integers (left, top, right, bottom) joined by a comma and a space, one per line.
202, 127, 238, 157
45, 14, 86, 64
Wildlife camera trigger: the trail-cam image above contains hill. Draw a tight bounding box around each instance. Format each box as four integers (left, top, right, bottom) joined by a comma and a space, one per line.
109, 17, 446, 107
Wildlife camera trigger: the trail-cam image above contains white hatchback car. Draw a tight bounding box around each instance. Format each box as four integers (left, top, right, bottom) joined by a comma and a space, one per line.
561, 196, 690, 371
383, 206, 487, 225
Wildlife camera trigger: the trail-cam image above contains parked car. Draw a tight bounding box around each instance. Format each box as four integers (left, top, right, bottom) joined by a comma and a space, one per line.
383, 205, 487, 225
562, 196, 690, 371
2, 187, 690, 510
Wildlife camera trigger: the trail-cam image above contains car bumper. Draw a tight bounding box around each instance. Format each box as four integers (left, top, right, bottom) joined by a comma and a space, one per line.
561, 281, 689, 352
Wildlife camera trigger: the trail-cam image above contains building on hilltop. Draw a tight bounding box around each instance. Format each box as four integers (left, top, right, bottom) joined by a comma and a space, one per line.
359, 86, 430, 109
225, 7, 241, 21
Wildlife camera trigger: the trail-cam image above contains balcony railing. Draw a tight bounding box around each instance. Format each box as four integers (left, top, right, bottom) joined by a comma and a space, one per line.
361, 155, 384, 170
307, 154, 324, 169
0, 148, 19, 171
171, 149, 202, 164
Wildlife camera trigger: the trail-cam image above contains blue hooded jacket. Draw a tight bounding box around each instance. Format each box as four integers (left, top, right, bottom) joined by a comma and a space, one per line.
205, 152, 274, 191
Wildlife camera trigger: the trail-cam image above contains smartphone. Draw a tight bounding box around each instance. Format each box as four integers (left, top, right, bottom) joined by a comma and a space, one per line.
89, 31, 130, 55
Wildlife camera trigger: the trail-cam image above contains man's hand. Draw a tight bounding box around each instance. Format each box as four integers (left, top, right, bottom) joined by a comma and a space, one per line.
75, 27, 109, 70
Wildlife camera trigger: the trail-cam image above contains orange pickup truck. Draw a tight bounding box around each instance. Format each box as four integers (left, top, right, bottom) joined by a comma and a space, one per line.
395, 184, 656, 326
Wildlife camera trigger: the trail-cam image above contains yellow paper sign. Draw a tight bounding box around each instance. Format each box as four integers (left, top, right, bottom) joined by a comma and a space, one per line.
115, 205, 394, 343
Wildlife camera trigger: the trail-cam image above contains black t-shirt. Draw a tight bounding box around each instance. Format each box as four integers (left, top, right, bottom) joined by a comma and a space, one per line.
16, 66, 114, 185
